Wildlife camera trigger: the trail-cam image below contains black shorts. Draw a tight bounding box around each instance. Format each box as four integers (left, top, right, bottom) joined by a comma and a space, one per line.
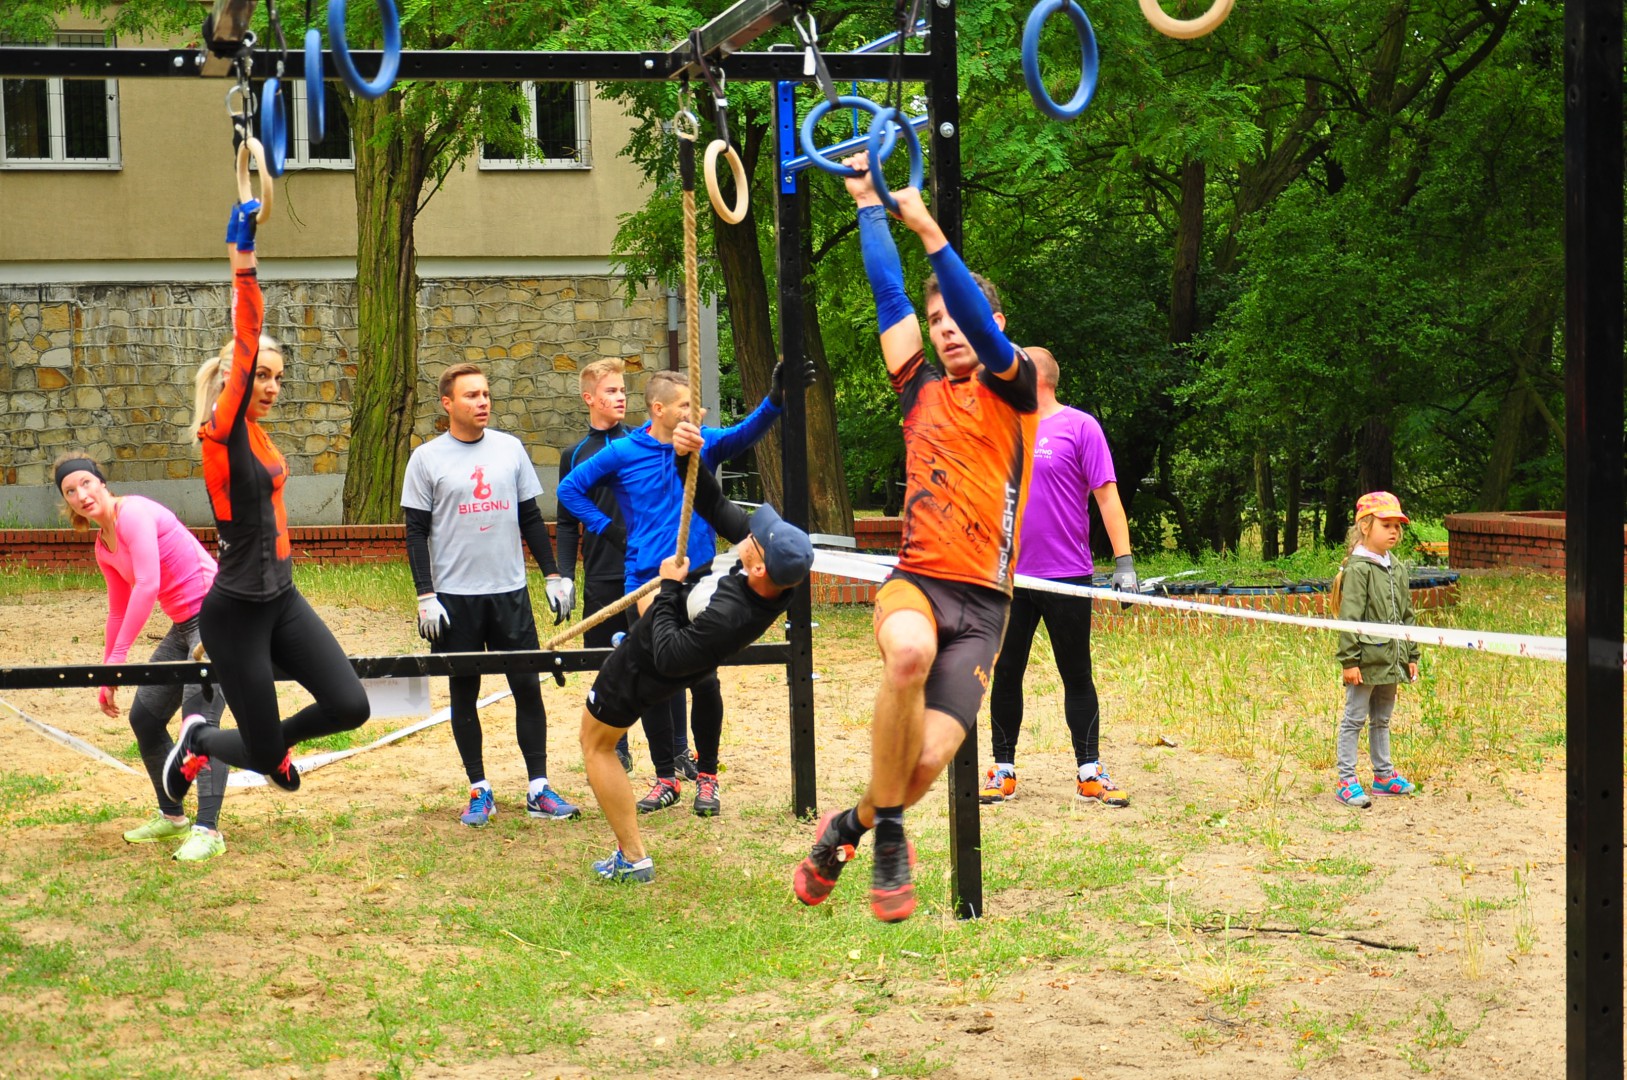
874, 569, 1011, 733
584, 642, 643, 729
433, 588, 540, 675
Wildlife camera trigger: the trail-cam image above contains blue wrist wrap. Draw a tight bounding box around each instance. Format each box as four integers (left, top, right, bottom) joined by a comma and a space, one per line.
926, 244, 1015, 373
859, 206, 915, 334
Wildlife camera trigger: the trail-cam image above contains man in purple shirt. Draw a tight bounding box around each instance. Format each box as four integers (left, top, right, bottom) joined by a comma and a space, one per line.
980, 347, 1138, 807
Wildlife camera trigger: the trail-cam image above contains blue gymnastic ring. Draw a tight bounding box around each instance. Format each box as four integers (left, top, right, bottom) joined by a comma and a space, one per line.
260, 78, 288, 177
304, 28, 325, 144
865, 107, 924, 214
1021, 0, 1100, 121
328, 0, 402, 101
799, 95, 899, 178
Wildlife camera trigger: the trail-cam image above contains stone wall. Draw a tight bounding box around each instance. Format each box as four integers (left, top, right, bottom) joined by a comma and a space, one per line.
0, 275, 668, 521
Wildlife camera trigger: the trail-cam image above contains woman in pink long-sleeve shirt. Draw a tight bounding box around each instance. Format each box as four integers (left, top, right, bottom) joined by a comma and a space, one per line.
55, 453, 232, 863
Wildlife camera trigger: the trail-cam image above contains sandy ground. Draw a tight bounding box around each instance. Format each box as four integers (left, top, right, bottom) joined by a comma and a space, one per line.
0, 589, 1568, 1078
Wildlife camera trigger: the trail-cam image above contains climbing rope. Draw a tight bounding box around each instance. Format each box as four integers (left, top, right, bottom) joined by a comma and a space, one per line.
540, 90, 709, 653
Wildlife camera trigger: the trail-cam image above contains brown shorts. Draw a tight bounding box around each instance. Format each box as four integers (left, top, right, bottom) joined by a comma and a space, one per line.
874, 569, 1011, 733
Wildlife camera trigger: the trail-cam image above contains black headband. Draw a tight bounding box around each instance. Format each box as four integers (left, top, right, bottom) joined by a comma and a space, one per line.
54, 458, 104, 490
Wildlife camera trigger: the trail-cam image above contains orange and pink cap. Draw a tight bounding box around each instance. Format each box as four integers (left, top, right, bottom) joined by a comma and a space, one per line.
1354, 491, 1409, 523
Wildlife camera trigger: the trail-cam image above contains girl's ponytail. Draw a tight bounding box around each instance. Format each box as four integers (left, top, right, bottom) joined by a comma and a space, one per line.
1330, 514, 1375, 612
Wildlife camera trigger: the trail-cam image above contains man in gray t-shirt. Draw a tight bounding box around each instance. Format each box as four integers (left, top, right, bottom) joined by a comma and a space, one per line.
401, 363, 578, 829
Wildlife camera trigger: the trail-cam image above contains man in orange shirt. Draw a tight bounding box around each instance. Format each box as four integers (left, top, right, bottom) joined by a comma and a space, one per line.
793, 161, 1037, 922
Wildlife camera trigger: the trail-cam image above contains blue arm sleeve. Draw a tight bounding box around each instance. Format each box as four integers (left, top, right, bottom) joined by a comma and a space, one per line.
859, 206, 916, 334
926, 243, 1016, 374
556, 445, 618, 534
702, 395, 782, 468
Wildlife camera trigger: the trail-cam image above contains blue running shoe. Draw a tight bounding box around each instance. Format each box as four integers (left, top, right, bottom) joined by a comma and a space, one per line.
1370, 772, 1416, 796
1336, 778, 1372, 809
460, 786, 496, 827
592, 848, 654, 883
526, 784, 581, 820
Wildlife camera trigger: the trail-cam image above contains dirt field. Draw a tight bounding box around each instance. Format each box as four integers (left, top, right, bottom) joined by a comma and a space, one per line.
0, 585, 1569, 1078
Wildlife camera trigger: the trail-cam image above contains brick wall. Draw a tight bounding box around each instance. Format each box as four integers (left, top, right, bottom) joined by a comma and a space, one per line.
1444, 511, 1627, 573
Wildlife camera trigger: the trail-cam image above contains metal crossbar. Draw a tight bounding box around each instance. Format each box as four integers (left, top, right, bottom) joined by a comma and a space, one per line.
0, 643, 790, 691
0, 46, 930, 83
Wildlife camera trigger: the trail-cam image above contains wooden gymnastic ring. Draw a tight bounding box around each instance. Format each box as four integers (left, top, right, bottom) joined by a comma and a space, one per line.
235, 136, 275, 223
703, 139, 748, 225
1138, 0, 1235, 40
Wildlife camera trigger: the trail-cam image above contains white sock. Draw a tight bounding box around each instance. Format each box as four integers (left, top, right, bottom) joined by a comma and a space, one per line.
1078, 762, 1101, 782
528, 777, 549, 797
470, 780, 492, 793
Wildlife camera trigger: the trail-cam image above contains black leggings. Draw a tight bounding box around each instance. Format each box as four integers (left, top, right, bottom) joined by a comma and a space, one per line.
987, 581, 1099, 767
435, 589, 548, 785
193, 586, 370, 774
128, 616, 228, 828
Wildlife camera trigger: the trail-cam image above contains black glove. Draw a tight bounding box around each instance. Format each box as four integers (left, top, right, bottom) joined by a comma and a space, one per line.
602, 522, 627, 551
769, 357, 818, 408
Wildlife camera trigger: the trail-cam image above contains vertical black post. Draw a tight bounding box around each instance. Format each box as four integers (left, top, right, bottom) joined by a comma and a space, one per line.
775, 80, 818, 821
926, 0, 979, 921
1564, 0, 1624, 1074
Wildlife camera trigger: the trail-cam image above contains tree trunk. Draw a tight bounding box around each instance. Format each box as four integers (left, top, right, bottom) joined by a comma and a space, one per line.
1357, 414, 1394, 494
1283, 459, 1301, 556
343, 95, 430, 524
1476, 311, 1560, 510
1323, 428, 1354, 548
1254, 447, 1278, 560
796, 185, 854, 536
1169, 156, 1205, 346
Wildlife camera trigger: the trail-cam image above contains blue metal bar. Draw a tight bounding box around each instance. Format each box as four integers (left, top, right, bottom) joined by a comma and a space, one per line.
779, 111, 929, 184
853, 20, 927, 54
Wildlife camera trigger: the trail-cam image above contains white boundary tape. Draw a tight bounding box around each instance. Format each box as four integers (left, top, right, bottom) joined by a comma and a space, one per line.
811, 550, 1602, 666
0, 695, 142, 774
227, 689, 512, 789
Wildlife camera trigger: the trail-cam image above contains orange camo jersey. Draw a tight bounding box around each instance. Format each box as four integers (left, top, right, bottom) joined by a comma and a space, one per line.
890, 350, 1038, 593
198, 269, 293, 600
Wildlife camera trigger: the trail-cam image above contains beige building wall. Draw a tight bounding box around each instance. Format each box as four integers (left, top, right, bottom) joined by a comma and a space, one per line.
0, 24, 648, 262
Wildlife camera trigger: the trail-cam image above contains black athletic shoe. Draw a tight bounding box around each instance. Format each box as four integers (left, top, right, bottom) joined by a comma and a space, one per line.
265, 751, 301, 793
693, 773, 721, 817
674, 750, 699, 783
870, 824, 917, 923
636, 777, 681, 814
161, 715, 209, 803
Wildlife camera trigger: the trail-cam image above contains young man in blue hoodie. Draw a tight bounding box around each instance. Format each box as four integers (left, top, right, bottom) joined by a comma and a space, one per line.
556, 368, 784, 817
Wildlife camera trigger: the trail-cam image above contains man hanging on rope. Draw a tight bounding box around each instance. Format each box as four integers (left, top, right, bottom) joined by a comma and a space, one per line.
556, 368, 787, 818
580, 420, 814, 882
793, 158, 1038, 922
402, 363, 579, 828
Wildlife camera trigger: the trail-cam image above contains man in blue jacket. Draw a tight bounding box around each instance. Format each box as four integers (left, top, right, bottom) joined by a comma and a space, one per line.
557, 367, 786, 818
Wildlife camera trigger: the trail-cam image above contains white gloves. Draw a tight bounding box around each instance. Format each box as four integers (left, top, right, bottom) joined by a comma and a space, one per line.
545, 576, 574, 625
417, 594, 450, 642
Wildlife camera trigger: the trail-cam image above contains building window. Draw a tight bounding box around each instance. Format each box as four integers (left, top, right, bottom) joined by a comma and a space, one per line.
480, 82, 591, 170
0, 34, 120, 169
276, 80, 354, 169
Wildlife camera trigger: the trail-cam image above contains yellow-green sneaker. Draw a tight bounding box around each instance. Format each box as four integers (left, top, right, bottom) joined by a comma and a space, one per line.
171, 827, 226, 863
123, 814, 190, 844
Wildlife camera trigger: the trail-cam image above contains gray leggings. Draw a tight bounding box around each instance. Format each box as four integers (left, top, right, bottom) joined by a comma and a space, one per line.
130, 616, 229, 829
1336, 681, 1397, 783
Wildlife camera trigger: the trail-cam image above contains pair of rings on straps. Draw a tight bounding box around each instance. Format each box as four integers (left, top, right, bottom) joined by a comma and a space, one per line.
1020, 0, 1234, 123
674, 109, 749, 225
236, 135, 276, 223
799, 97, 923, 214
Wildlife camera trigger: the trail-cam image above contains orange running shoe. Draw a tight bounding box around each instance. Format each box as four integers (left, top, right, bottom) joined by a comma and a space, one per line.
869, 826, 917, 923
1076, 766, 1129, 807
978, 767, 1017, 804
794, 810, 857, 906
